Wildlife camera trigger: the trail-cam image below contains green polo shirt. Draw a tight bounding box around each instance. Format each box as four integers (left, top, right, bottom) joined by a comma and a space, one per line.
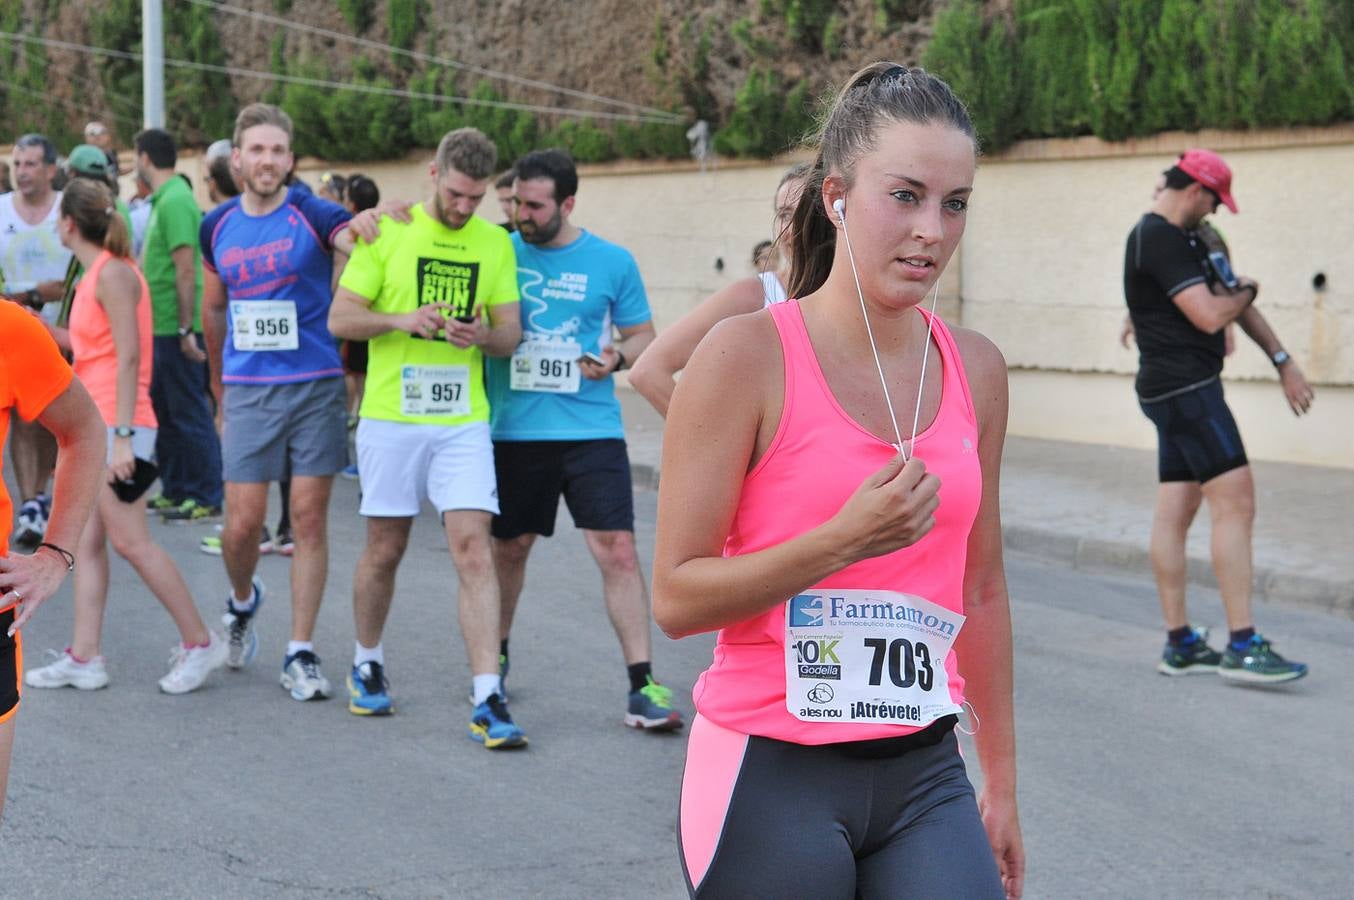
141, 175, 204, 336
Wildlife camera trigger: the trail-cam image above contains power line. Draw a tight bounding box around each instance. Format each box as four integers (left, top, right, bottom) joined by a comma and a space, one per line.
0, 30, 683, 124
43, 57, 145, 119
185, 0, 683, 123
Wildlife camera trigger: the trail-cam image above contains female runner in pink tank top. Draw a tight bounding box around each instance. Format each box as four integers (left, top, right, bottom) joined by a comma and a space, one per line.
22, 181, 228, 697
654, 63, 1023, 899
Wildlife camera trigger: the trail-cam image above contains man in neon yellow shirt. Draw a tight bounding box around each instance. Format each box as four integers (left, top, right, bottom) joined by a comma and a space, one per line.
329, 128, 526, 748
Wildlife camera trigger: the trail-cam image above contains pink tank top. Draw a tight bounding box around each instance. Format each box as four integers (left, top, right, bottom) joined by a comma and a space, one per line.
692, 300, 982, 745
69, 250, 157, 429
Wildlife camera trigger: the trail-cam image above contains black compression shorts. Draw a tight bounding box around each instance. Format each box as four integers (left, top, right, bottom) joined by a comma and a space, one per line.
1139, 377, 1248, 483
678, 714, 1003, 898
1, 607, 20, 723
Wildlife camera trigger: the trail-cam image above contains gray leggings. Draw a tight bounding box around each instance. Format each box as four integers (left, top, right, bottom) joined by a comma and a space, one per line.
679, 716, 1003, 899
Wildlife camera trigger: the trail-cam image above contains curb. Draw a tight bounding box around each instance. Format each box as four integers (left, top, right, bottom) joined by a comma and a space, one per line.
996, 524, 1352, 620
633, 463, 1354, 621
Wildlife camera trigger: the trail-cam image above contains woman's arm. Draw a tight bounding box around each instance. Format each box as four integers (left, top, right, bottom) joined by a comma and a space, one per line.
651, 313, 942, 638
2, 379, 105, 634
951, 327, 1024, 900
628, 276, 767, 417
96, 259, 143, 480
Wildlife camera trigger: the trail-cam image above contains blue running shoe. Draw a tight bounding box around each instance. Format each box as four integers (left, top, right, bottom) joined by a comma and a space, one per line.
1218, 634, 1308, 685
221, 577, 264, 669
1157, 627, 1222, 676
347, 661, 393, 716
625, 676, 684, 732
469, 693, 527, 749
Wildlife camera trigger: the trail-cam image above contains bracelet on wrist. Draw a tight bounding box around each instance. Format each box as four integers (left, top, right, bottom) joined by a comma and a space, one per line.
36, 542, 75, 571
614, 350, 628, 372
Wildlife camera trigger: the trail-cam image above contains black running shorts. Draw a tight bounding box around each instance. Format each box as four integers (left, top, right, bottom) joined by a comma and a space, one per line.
1139, 377, 1248, 483
1, 607, 20, 723
491, 439, 635, 539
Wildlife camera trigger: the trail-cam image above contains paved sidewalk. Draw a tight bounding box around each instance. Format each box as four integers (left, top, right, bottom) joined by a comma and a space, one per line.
619, 389, 1354, 619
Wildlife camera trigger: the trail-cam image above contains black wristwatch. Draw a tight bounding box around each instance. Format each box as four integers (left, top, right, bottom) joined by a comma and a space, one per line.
24, 289, 40, 309
613, 350, 628, 372
1270, 349, 1291, 368
177, 326, 193, 338
113, 425, 135, 438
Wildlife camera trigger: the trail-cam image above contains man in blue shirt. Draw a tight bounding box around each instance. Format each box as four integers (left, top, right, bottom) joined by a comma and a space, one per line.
487, 149, 682, 732
201, 103, 355, 703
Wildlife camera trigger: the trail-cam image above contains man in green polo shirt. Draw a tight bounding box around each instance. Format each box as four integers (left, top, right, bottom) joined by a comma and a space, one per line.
136, 128, 224, 521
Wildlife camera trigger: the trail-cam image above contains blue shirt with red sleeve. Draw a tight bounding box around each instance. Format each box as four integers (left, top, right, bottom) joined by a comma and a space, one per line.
199, 186, 352, 385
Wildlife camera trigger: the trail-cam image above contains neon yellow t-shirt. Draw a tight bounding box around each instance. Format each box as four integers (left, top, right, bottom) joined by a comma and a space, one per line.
339, 205, 518, 426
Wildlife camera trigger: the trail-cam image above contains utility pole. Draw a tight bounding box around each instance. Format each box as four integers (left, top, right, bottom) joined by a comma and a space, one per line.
142, 0, 165, 128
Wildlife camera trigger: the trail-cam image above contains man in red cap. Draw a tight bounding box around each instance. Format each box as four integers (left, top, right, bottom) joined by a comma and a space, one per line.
1123, 148, 1313, 685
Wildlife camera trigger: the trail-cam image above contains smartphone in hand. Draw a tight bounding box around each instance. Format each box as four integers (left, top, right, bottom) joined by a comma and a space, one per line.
579, 351, 607, 366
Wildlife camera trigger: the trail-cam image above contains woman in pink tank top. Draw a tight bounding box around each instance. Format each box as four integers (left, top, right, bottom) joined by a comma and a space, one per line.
23, 181, 228, 697
655, 64, 1023, 899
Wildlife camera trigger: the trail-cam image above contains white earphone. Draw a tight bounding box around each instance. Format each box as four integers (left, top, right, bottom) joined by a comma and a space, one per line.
831, 188, 940, 460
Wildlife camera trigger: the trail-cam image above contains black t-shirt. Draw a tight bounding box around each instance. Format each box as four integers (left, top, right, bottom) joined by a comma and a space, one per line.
1123, 213, 1225, 398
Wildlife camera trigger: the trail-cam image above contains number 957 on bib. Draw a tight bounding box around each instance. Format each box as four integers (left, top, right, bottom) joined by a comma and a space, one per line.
400, 364, 471, 417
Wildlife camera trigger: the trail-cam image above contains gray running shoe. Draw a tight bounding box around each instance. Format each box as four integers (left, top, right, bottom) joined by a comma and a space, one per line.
222, 578, 264, 668
281, 650, 332, 701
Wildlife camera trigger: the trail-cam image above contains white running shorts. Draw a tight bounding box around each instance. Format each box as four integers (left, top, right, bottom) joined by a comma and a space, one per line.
356, 418, 498, 517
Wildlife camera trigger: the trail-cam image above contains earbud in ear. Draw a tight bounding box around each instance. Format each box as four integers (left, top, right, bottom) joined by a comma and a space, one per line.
832, 198, 845, 222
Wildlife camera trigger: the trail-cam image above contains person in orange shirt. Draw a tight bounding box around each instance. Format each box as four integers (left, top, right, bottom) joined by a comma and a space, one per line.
0, 300, 105, 820
23, 181, 228, 697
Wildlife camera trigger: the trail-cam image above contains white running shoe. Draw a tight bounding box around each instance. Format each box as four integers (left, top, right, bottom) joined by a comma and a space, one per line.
280, 650, 332, 701
222, 578, 264, 669
13, 499, 47, 550
24, 649, 110, 690
158, 630, 229, 694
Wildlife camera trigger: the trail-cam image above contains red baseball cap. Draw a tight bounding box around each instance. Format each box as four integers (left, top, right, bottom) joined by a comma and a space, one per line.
1176, 148, 1238, 213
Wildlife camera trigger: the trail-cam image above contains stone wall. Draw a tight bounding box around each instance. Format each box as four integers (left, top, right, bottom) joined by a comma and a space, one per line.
64, 121, 1350, 468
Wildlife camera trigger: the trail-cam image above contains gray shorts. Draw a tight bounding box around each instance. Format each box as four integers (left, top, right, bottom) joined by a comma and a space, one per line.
222, 378, 347, 483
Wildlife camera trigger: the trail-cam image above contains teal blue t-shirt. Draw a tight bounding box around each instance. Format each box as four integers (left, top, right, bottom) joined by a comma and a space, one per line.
487, 230, 651, 440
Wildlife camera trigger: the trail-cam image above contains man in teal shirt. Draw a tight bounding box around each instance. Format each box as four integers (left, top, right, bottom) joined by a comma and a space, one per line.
136, 128, 224, 520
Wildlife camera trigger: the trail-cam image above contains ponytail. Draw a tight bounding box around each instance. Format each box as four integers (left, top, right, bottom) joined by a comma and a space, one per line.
785, 152, 835, 299
59, 179, 130, 257
104, 207, 131, 257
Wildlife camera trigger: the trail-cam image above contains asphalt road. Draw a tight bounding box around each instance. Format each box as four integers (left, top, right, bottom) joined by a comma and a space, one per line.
4, 481, 1350, 898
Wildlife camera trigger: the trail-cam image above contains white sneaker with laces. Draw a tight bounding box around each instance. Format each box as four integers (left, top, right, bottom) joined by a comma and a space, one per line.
222, 578, 264, 668
158, 630, 230, 694
280, 650, 332, 701
24, 649, 110, 690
